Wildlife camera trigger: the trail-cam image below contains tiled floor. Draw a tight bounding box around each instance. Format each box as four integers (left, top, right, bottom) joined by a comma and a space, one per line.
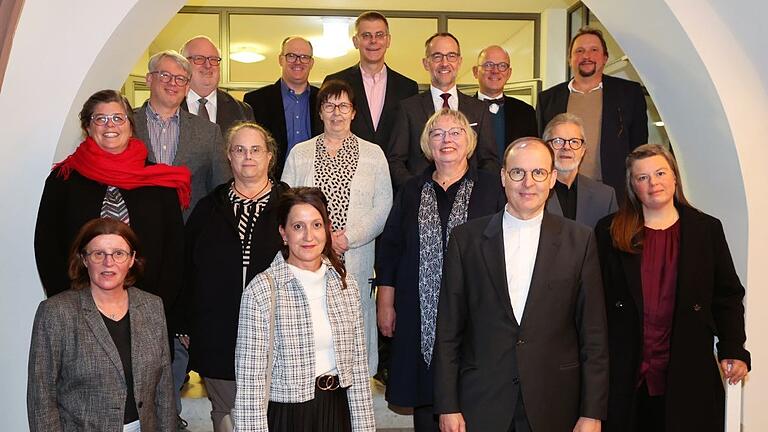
181, 373, 414, 431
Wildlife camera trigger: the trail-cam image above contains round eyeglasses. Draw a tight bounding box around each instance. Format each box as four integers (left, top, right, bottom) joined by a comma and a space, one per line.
480, 61, 510, 72
91, 114, 127, 126
506, 168, 551, 182
149, 71, 190, 86
547, 137, 585, 150
321, 102, 354, 114
83, 249, 133, 264
429, 127, 465, 142
187, 55, 222, 66
230, 145, 268, 158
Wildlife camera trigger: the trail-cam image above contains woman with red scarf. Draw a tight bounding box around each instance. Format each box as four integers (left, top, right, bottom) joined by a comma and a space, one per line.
34, 90, 190, 335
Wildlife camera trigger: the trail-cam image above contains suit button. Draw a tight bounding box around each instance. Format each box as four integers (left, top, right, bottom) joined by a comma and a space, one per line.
693, 304, 702, 312
512, 377, 520, 385
137, 401, 143, 408
516, 339, 525, 346
615, 301, 624, 308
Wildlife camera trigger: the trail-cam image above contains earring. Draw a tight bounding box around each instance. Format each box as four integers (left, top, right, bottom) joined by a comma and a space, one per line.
283, 239, 288, 245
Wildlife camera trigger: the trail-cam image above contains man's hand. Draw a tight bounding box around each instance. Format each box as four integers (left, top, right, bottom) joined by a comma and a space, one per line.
377, 285, 396, 336
573, 417, 601, 432
439, 413, 466, 432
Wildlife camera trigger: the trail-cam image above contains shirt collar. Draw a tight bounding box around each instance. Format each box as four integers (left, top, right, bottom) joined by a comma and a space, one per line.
477, 91, 503, 101
430, 85, 458, 100
146, 102, 179, 122
360, 64, 387, 82
280, 78, 309, 98
187, 88, 218, 109
568, 79, 603, 94
503, 206, 544, 229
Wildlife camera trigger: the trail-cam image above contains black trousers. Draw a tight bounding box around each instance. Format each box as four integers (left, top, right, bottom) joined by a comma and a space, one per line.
267, 384, 352, 432
413, 405, 440, 432
634, 382, 666, 432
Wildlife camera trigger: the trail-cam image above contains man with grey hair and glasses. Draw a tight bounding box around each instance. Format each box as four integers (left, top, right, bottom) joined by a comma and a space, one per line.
132, 49, 230, 431
543, 112, 617, 228
180, 35, 254, 135
244, 36, 322, 178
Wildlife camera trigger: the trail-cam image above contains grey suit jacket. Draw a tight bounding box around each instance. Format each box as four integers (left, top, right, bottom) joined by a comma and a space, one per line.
546, 174, 618, 228
28, 288, 174, 432
387, 91, 501, 190
434, 212, 608, 431
134, 102, 232, 215
181, 89, 255, 136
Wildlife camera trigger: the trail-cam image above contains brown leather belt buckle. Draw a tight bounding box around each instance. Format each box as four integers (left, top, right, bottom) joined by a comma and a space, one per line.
316, 375, 340, 391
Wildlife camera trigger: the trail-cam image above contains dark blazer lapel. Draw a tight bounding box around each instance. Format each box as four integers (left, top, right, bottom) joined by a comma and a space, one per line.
545, 192, 564, 217
348, 65, 375, 137
270, 80, 289, 146
79, 289, 125, 380
216, 89, 235, 125
127, 288, 150, 393
175, 110, 193, 166
503, 95, 515, 142
380, 64, 400, 120
419, 91, 435, 121
620, 249, 643, 318
676, 206, 701, 305
480, 212, 516, 323
521, 213, 563, 329
134, 106, 156, 163
575, 175, 596, 223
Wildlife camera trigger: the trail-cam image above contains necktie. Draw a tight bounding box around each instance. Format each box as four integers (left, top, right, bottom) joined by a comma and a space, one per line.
440, 93, 451, 109
198, 97, 210, 121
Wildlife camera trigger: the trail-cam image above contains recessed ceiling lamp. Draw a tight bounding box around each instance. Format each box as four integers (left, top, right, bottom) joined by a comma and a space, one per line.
311, 17, 354, 59
230, 49, 266, 64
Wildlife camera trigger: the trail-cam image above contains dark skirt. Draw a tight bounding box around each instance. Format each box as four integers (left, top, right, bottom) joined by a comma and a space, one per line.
267, 377, 352, 432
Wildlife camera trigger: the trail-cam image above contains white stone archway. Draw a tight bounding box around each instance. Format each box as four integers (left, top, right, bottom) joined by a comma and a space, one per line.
1, 0, 766, 429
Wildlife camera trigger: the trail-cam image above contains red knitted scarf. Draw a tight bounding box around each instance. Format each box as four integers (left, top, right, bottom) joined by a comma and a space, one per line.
54, 136, 192, 209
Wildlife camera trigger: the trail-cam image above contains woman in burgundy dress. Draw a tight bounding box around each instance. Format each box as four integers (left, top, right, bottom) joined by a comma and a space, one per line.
595, 144, 750, 432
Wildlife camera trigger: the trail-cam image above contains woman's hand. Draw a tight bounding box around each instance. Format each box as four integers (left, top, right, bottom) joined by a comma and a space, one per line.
331, 229, 349, 256
720, 359, 749, 384
377, 285, 396, 337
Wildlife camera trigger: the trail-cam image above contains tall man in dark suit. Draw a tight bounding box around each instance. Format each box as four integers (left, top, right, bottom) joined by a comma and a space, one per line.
180, 35, 254, 135
243, 36, 322, 177
537, 27, 648, 195
473, 45, 538, 160
544, 113, 617, 228
388, 32, 499, 190
324, 11, 418, 151
132, 50, 230, 428
434, 137, 608, 432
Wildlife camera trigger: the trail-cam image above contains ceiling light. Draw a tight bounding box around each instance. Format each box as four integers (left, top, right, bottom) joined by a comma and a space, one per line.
311, 17, 353, 59
654, 121, 665, 127
230, 50, 265, 63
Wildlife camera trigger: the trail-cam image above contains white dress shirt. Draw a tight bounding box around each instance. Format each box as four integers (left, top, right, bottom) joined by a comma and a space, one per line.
429, 85, 459, 112
186, 88, 218, 122
287, 263, 338, 376
502, 207, 543, 324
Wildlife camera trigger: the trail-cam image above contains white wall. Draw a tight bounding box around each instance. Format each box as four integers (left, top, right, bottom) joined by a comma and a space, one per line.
540, 8, 568, 91
585, 0, 768, 429
0, 0, 184, 429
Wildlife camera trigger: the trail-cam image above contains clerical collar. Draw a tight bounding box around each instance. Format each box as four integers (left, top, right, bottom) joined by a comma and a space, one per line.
503, 206, 544, 228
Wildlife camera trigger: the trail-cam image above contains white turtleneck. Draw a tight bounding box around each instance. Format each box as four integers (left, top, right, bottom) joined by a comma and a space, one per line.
502, 206, 544, 324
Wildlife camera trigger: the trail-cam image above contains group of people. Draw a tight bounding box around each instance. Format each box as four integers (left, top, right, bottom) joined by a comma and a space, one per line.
26, 9, 749, 432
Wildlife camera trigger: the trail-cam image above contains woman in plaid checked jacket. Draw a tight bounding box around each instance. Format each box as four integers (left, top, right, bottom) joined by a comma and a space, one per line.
233, 187, 375, 432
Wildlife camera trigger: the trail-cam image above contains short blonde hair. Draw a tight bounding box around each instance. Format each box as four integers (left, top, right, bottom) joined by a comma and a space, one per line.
419, 109, 477, 161
225, 122, 279, 178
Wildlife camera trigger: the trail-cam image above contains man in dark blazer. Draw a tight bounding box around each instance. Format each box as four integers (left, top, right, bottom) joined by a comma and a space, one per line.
388, 32, 499, 190
543, 113, 617, 228
472, 45, 538, 160
323, 11, 418, 151
133, 50, 231, 217
434, 137, 608, 432
537, 27, 647, 196
180, 35, 254, 135
243, 36, 322, 178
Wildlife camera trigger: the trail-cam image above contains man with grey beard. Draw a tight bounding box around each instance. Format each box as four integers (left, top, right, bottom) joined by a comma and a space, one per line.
543, 113, 617, 228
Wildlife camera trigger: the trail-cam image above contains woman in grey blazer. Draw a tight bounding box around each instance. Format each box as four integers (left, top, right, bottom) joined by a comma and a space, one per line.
282, 80, 393, 376
28, 218, 174, 432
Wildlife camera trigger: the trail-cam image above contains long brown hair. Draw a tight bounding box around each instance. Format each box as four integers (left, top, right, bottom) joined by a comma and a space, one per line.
277, 187, 348, 288
67, 218, 145, 290
610, 144, 690, 253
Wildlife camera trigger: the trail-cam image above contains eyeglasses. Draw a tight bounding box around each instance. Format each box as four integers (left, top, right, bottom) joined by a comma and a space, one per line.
149, 71, 190, 86
480, 61, 510, 72
429, 127, 465, 141
428, 52, 461, 63
358, 31, 389, 41
230, 145, 269, 158
282, 53, 313, 64
83, 249, 133, 264
187, 55, 222, 66
91, 114, 127, 126
320, 102, 354, 114
547, 137, 585, 150
506, 168, 551, 182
